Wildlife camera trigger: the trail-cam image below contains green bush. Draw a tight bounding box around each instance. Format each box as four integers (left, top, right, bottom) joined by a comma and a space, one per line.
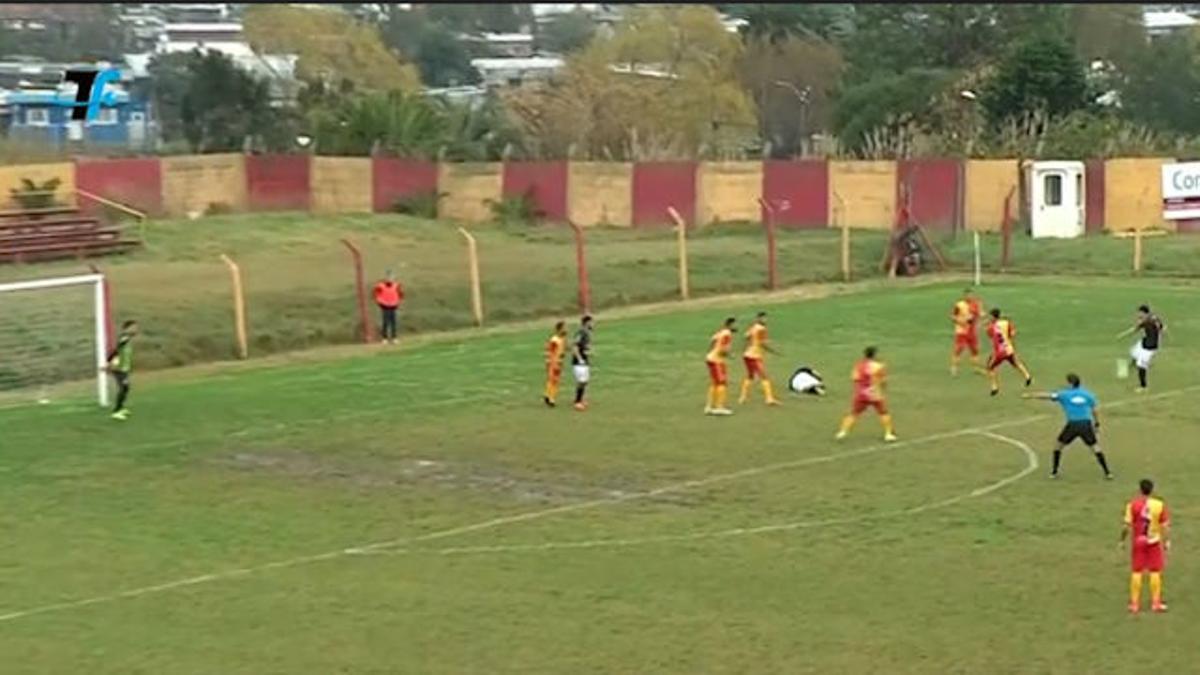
486, 190, 542, 226
391, 191, 444, 219
10, 177, 62, 210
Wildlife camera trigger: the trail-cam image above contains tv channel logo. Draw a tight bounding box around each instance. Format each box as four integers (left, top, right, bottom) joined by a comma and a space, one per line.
51, 68, 122, 122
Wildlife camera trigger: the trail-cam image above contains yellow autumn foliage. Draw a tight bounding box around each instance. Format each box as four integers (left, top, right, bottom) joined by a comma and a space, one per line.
244, 5, 421, 92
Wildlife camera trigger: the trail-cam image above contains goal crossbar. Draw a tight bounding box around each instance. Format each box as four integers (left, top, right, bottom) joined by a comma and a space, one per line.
0, 273, 110, 406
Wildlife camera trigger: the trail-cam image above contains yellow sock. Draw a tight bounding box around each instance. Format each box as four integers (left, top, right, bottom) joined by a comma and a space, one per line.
716, 385, 728, 409
1150, 572, 1163, 604
739, 379, 752, 403
706, 385, 716, 409
881, 414, 895, 435
839, 415, 857, 434
988, 370, 999, 391
545, 381, 557, 401
950, 353, 959, 373
1017, 362, 1032, 380
762, 380, 777, 402
1130, 573, 1144, 606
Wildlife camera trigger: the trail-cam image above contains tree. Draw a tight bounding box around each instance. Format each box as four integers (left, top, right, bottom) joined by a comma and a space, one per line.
307, 91, 449, 157
1067, 4, 1147, 69
832, 68, 958, 153
147, 51, 278, 152
727, 3, 848, 43
244, 5, 421, 93
980, 34, 1089, 128
536, 10, 596, 54
378, 9, 479, 88
1118, 32, 1200, 136
505, 5, 757, 160
737, 35, 845, 156
423, 3, 534, 34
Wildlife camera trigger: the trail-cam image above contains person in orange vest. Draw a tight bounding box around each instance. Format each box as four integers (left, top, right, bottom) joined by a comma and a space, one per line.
373, 270, 404, 345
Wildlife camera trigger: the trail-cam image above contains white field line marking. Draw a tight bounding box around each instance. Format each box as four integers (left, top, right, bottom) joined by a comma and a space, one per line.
357, 430, 1037, 556
0, 385, 1194, 624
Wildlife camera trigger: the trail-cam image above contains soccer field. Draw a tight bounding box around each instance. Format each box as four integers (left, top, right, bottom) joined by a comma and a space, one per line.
1, 276, 1197, 673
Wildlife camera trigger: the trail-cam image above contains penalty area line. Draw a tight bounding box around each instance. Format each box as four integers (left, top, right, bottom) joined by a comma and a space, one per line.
0, 384, 1194, 624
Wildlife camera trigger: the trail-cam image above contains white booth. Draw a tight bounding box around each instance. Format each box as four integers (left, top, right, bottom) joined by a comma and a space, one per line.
1027, 161, 1085, 239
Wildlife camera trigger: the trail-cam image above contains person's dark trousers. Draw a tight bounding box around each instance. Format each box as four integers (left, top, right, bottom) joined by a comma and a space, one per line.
379, 306, 398, 342
113, 371, 130, 412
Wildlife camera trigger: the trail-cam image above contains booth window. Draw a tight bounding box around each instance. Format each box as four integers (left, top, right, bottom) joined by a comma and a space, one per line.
1044, 174, 1062, 206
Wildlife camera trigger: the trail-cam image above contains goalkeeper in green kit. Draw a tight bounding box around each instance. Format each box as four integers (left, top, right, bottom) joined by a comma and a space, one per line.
105, 320, 139, 420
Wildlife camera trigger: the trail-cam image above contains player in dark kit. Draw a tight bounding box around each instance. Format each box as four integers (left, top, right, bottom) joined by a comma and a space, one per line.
106, 320, 139, 421
1117, 305, 1166, 392
571, 315, 594, 411
1023, 373, 1112, 480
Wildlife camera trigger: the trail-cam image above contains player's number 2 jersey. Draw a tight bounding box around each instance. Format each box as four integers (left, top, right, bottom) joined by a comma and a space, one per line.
1125, 496, 1169, 545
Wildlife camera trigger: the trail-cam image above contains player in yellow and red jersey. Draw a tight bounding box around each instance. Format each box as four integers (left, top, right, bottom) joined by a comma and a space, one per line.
1122, 478, 1171, 613
986, 308, 1033, 396
836, 346, 897, 442
739, 311, 781, 406
950, 288, 984, 376
704, 317, 736, 416
543, 321, 568, 407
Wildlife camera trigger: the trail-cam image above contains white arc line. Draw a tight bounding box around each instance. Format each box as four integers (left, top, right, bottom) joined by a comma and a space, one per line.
0, 384, 1193, 624
353, 430, 1038, 556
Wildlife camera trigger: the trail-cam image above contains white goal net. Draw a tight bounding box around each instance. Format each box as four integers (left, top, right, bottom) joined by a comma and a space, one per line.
0, 273, 110, 406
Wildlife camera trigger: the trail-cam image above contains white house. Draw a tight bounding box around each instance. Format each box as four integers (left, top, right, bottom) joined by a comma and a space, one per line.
1143, 9, 1198, 37
471, 56, 564, 88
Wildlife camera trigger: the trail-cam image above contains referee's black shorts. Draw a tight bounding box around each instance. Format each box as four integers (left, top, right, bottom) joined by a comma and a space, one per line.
1057, 420, 1097, 446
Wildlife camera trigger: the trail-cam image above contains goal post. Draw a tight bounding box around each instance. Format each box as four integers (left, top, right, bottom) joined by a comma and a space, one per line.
0, 273, 110, 406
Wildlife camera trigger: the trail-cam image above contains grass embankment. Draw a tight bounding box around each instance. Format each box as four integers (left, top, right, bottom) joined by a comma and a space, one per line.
0, 215, 891, 371
1, 213, 1197, 374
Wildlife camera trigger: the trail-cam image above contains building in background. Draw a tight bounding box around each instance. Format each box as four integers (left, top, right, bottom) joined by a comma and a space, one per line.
2, 75, 157, 151
470, 56, 564, 89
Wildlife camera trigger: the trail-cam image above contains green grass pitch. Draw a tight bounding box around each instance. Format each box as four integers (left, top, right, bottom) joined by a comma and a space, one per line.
0, 276, 1197, 673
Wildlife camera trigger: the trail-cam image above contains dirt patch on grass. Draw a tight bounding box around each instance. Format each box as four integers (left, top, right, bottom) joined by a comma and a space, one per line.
215, 450, 703, 507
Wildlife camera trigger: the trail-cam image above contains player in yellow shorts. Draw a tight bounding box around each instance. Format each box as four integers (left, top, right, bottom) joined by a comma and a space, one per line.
705, 317, 736, 416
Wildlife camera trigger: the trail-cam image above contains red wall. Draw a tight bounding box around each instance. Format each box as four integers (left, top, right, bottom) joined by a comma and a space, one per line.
761, 160, 829, 229
632, 161, 697, 228
502, 161, 568, 222
898, 159, 961, 231
246, 154, 310, 211
1085, 159, 1105, 233
74, 157, 163, 216
372, 157, 439, 213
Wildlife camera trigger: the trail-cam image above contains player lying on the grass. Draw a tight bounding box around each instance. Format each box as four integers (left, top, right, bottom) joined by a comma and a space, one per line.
950, 287, 984, 376
1121, 478, 1171, 614
543, 320, 568, 407
986, 308, 1033, 396
1022, 373, 1112, 480
105, 320, 139, 421
1116, 304, 1165, 393
787, 366, 826, 396
704, 317, 736, 416
836, 346, 897, 442
739, 311, 781, 406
